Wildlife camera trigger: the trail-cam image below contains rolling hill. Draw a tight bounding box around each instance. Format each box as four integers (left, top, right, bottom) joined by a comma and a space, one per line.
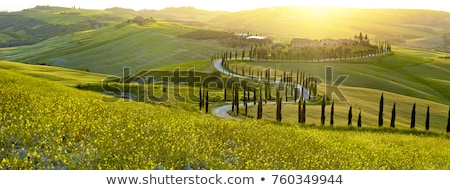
0, 6, 133, 47
207, 6, 450, 48
0, 22, 230, 75
0, 60, 107, 86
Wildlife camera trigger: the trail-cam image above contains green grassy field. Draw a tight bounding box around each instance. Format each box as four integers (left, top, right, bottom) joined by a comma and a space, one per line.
0, 22, 230, 75
20, 6, 132, 25
0, 61, 107, 86
1, 67, 450, 170
227, 46, 450, 105
243, 87, 449, 132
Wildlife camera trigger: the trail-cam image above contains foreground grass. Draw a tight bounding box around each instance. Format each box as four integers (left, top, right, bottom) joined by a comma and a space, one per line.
1, 68, 450, 170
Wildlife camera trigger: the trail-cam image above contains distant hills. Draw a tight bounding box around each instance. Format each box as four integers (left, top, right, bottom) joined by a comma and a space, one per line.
1, 5, 450, 75
208, 6, 450, 47
1, 6, 450, 48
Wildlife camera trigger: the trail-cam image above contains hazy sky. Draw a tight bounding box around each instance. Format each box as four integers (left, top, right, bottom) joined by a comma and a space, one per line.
2, 0, 449, 12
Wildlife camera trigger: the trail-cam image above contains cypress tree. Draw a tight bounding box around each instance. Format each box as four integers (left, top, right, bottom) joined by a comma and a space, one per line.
294, 87, 298, 103
446, 105, 450, 133
378, 93, 384, 127
425, 106, 430, 130
279, 93, 282, 121
231, 85, 234, 112
321, 95, 326, 125
390, 103, 396, 128
236, 86, 239, 115
244, 88, 248, 115
205, 91, 209, 114
257, 90, 263, 120
276, 90, 281, 121
298, 88, 303, 123
357, 110, 362, 127
285, 84, 288, 102
411, 103, 416, 128
348, 106, 353, 126
302, 99, 306, 123
199, 86, 203, 110
330, 101, 335, 126
253, 88, 257, 105
224, 87, 227, 103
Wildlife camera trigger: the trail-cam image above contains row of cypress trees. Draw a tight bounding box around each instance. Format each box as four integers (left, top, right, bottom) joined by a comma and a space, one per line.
377, 93, 449, 131
201, 85, 450, 133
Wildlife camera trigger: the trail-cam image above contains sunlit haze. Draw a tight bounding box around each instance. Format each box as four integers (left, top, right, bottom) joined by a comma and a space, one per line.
2, 0, 449, 12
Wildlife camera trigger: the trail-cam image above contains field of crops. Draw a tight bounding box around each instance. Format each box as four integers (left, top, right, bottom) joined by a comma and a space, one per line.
1, 68, 450, 170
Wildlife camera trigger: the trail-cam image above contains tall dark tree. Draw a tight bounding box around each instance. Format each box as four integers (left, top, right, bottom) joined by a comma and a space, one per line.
236, 86, 239, 115
411, 103, 416, 128
231, 85, 235, 112
253, 88, 257, 105
447, 105, 450, 133
298, 95, 302, 123
302, 99, 306, 123
390, 103, 396, 128
378, 93, 384, 127
330, 101, 335, 126
321, 95, 326, 125
224, 87, 227, 103
357, 110, 362, 127
205, 91, 209, 114
244, 88, 248, 115
257, 92, 263, 120
276, 90, 282, 122
348, 106, 353, 126
199, 86, 203, 110
425, 106, 430, 130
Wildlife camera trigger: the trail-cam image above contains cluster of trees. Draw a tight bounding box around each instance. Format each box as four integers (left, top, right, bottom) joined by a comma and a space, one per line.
211, 43, 391, 64
127, 16, 156, 26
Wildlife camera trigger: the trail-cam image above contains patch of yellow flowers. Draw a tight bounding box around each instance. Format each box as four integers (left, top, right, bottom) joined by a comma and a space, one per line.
1, 69, 450, 170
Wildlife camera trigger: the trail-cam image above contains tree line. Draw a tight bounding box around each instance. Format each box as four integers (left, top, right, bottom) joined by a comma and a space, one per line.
203, 54, 450, 133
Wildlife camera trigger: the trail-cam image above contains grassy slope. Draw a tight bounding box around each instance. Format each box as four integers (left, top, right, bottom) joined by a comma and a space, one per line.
20, 6, 132, 25
228, 46, 450, 105
246, 87, 449, 132
1, 68, 450, 170
0, 61, 107, 86
0, 23, 230, 75
226, 47, 450, 131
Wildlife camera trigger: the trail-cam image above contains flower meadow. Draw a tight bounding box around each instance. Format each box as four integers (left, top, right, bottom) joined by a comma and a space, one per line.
1, 69, 450, 170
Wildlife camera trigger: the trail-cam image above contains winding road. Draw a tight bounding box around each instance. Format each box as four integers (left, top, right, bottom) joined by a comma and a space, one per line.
211, 58, 309, 120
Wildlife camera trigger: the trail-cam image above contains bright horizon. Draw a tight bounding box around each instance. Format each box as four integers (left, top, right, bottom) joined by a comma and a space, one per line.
1, 0, 450, 12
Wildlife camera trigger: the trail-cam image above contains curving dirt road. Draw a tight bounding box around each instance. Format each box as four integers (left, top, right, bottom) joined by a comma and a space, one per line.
211, 59, 309, 120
